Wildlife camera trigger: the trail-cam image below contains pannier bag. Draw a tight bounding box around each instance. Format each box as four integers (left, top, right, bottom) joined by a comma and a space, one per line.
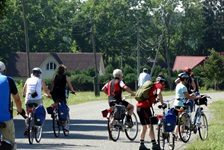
164, 108, 177, 132
135, 81, 153, 102
101, 109, 108, 118
58, 101, 69, 121
46, 106, 53, 114
113, 104, 126, 120
34, 104, 46, 126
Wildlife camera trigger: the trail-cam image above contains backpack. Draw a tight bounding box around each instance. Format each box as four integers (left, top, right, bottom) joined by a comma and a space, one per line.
135, 81, 154, 101
58, 101, 69, 121
164, 108, 177, 132
34, 104, 46, 126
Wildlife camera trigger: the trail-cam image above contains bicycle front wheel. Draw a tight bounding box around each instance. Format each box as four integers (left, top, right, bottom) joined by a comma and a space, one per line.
167, 132, 175, 150
53, 112, 60, 137
63, 113, 70, 136
107, 115, 120, 142
35, 126, 43, 143
178, 113, 191, 143
198, 114, 208, 140
125, 113, 138, 141
28, 117, 34, 144
157, 124, 165, 150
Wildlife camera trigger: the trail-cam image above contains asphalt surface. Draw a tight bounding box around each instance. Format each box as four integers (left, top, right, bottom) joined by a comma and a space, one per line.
14, 92, 223, 150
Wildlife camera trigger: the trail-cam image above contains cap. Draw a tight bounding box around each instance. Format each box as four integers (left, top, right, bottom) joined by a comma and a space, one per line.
143, 68, 148, 72
0, 61, 6, 71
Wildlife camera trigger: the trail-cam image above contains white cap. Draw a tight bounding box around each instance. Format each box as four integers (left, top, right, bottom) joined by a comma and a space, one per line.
0, 61, 6, 71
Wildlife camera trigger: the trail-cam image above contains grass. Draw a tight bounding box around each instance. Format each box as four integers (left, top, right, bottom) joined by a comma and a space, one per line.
185, 99, 224, 150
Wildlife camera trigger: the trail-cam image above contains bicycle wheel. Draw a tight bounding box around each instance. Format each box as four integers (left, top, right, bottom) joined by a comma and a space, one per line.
157, 124, 165, 150
107, 114, 120, 142
53, 111, 60, 137
178, 113, 191, 143
63, 113, 70, 136
35, 126, 43, 143
125, 113, 138, 141
28, 117, 34, 144
167, 132, 175, 150
198, 114, 208, 140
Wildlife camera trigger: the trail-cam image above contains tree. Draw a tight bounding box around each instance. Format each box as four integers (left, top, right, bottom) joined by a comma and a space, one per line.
201, 49, 224, 90
0, 0, 6, 17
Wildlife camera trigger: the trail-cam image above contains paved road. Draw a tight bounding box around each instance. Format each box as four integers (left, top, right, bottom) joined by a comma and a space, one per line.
15, 92, 223, 150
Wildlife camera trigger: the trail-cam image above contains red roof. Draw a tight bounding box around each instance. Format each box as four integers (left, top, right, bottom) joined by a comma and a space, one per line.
173, 56, 207, 71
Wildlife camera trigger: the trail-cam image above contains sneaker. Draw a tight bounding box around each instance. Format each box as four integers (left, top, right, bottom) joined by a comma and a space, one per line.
152, 144, 160, 150
63, 126, 69, 132
139, 144, 150, 150
24, 128, 28, 136
125, 120, 133, 128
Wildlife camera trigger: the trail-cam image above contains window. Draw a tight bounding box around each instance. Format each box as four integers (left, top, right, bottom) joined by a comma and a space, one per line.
46, 62, 56, 70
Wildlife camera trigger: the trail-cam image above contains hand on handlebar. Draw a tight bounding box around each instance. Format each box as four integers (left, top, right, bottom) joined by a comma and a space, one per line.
70, 91, 76, 95
130, 92, 135, 96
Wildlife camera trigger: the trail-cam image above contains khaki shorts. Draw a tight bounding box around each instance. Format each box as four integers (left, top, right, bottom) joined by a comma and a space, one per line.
1, 119, 16, 150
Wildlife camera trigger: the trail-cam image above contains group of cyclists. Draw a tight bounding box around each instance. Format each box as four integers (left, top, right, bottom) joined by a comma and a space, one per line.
102, 67, 201, 150
0, 61, 75, 150
0, 59, 201, 150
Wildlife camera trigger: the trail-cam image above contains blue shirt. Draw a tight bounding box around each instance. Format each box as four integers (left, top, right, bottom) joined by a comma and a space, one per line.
0, 73, 18, 122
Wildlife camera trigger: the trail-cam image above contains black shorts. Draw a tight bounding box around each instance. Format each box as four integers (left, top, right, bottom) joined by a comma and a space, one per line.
109, 100, 129, 107
137, 107, 152, 125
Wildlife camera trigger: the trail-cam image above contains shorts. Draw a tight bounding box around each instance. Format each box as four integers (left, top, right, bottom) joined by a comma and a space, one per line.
137, 107, 152, 125
108, 100, 129, 107
25, 99, 42, 110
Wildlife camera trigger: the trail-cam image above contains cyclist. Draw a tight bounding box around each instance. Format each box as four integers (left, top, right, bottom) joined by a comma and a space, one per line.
50, 64, 75, 131
137, 75, 167, 150
102, 69, 135, 127
0, 61, 24, 150
22, 67, 51, 135
173, 73, 200, 139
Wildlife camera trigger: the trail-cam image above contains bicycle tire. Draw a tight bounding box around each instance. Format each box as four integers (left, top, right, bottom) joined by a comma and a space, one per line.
198, 114, 208, 140
157, 123, 165, 150
107, 114, 120, 142
167, 132, 175, 150
125, 113, 138, 141
63, 113, 70, 136
28, 117, 34, 144
53, 111, 60, 137
35, 126, 43, 143
178, 113, 191, 143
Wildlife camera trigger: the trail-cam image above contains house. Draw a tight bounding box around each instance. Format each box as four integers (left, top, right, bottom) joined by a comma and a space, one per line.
7, 52, 105, 78
172, 56, 207, 71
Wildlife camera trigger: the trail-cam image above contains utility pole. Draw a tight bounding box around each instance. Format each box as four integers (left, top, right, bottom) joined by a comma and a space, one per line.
91, 17, 100, 96
136, 19, 140, 90
21, 0, 30, 77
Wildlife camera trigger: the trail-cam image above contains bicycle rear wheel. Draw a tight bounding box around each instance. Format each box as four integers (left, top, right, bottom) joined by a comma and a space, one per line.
28, 117, 34, 144
157, 124, 165, 150
63, 113, 70, 136
107, 115, 120, 142
178, 113, 191, 143
35, 126, 43, 143
53, 112, 60, 137
198, 114, 208, 140
125, 113, 138, 141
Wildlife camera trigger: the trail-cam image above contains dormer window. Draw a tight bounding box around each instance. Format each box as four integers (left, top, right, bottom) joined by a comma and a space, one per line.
47, 62, 56, 70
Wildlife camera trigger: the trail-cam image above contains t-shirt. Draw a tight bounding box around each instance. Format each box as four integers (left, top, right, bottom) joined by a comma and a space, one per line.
136, 83, 163, 108
138, 72, 151, 87
174, 82, 188, 107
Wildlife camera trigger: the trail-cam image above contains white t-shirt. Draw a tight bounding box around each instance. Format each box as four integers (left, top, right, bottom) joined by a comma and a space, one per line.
25, 76, 42, 103
138, 72, 151, 87
174, 82, 188, 107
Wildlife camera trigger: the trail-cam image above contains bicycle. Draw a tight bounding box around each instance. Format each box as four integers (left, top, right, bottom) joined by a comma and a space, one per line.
26, 103, 44, 144
157, 99, 176, 150
102, 97, 138, 142
177, 95, 211, 143
50, 101, 70, 137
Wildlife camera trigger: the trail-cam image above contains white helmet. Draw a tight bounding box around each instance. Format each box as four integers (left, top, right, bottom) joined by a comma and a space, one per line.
32, 67, 42, 74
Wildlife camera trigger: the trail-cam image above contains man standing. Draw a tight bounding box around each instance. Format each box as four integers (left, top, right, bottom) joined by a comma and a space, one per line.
0, 61, 24, 150
138, 68, 151, 87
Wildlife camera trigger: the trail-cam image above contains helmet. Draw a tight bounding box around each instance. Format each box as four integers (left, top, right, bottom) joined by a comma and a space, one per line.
178, 73, 189, 79
183, 67, 192, 74
32, 67, 42, 74
143, 68, 148, 73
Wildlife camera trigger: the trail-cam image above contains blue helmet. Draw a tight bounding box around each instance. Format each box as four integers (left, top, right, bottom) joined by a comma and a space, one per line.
178, 73, 189, 79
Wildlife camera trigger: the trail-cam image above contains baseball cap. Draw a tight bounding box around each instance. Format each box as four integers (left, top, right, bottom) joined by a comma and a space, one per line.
0, 61, 6, 71
143, 68, 148, 72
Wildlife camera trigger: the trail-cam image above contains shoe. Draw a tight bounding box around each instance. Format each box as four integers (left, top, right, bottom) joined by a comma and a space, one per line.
24, 128, 28, 136
139, 144, 150, 150
63, 126, 69, 132
125, 120, 133, 128
152, 144, 160, 150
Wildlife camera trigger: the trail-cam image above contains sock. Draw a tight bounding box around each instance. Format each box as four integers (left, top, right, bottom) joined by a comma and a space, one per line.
151, 140, 156, 145
140, 140, 144, 145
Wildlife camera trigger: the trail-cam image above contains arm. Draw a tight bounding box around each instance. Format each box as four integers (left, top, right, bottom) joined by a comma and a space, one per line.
191, 77, 196, 92
22, 81, 27, 97
123, 85, 135, 96
102, 86, 108, 95
42, 80, 51, 97
66, 76, 75, 94
12, 93, 22, 113
183, 91, 200, 100
157, 89, 165, 105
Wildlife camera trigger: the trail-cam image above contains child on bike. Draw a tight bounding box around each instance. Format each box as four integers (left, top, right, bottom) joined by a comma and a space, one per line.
102, 69, 135, 127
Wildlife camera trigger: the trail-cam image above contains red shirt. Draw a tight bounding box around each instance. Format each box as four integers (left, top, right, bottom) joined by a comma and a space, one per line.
136, 83, 163, 108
